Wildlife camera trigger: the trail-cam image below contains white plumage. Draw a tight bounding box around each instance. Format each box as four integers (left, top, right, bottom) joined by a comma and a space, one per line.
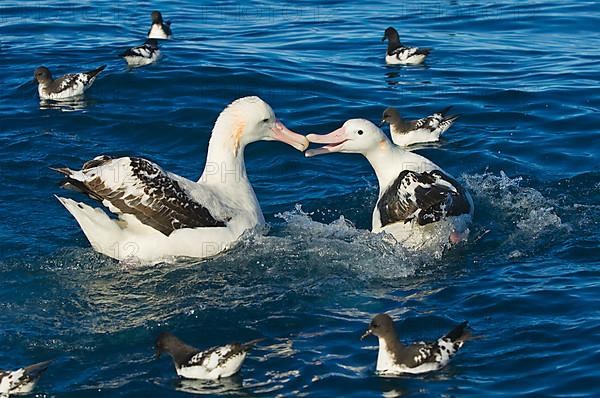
382, 27, 430, 65
53, 97, 308, 263
382, 106, 459, 147
178, 345, 249, 380
121, 39, 161, 67
0, 360, 51, 395
306, 119, 473, 248
362, 314, 469, 376
155, 332, 262, 380
147, 11, 172, 39
34, 65, 106, 100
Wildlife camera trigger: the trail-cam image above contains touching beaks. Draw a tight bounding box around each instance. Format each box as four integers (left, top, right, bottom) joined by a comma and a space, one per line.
304, 126, 348, 158
360, 329, 372, 340
271, 119, 309, 152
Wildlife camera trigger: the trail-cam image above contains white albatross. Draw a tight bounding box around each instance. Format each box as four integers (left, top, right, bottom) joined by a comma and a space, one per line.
53, 97, 308, 263
306, 119, 473, 248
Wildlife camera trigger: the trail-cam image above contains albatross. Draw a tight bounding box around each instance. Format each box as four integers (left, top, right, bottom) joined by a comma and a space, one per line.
306, 119, 473, 248
53, 96, 308, 263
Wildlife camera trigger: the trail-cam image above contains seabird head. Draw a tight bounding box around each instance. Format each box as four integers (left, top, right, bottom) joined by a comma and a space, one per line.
380, 107, 401, 127
382, 27, 400, 43
213, 96, 309, 155
305, 119, 390, 157
361, 313, 396, 340
33, 66, 52, 85
155, 331, 184, 359
151, 10, 164, 24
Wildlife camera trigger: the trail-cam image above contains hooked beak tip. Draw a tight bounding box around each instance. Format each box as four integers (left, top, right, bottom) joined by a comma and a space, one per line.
272, 120, 309, 152
360, 330, 372, 340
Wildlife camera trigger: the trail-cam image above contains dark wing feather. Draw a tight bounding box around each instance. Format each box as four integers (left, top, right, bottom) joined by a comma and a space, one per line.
46, 73, 80, 93
163, 22, 172, 37
396, 342, 441, 368
121, 44, 155, 58
377, 170, 471, 227
55, 156, 228, 236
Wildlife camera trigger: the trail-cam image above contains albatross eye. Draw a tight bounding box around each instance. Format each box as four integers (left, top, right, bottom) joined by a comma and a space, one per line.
357, 130, 364, 135
262, 118, 270, 123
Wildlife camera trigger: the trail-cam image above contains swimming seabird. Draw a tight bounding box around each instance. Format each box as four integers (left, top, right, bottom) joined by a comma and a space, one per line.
381, 106, 459, 147
121, 39, 161, 67
155, 332, 263, 380
0, 360, 51, 395
361, 314, 469, 375
34, 65, 106, 100
306, 119, 473, 248
148, 11, 172, 39
52, 96, 309, 263
382, 27, 430, 65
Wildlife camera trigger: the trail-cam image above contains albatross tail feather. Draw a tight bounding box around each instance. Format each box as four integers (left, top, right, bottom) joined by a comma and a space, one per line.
55, 196, 122, 254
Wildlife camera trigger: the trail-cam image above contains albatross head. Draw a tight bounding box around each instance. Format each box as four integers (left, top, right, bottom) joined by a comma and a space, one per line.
305, 119, 390, 157
213, 96, 309, 156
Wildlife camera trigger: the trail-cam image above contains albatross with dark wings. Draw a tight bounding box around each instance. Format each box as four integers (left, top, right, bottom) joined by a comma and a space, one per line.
306, 119, 473, 248
53, 97, 308, 262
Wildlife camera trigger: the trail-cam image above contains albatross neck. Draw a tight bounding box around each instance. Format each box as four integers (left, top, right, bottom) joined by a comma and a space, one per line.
198, 120, 250, 187
363, 138, 404, 191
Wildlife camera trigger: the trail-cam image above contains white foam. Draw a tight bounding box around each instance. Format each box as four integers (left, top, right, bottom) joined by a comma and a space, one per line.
463, 171, 565, 241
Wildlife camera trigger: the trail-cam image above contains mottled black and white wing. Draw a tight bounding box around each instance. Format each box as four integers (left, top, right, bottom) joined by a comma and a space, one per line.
389, 46, 430, 61
46, 65, 105, 98
122, 42, 158, 59
53, 155, 228, 236
0, 360, 51, 395
185, 344, 243, 371
399, 341, 442, 368
377, 170, 471, 227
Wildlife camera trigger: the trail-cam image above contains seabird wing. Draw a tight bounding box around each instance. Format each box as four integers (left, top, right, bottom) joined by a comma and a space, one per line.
377, 170, 471, 227
53, 156, 228, 236
397, 342, 441, 368
163, 22, 172, 37
47, 73, 83, 95
186, 344, 239, 371
122, 43, 155, 58
0, 360, 50, 394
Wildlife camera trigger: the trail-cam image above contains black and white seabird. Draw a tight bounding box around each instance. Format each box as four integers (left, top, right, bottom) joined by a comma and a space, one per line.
306, 119, 473, 248
121, 39, 161, 67
34, 65, 106, 100
382, 27, 430, 65
155, 331, 263, 380
148, 11, 172, 39
0, 360, 51, 395
381, 106, 459, 147
52, 97, 309, 263
361, 314, 469, 375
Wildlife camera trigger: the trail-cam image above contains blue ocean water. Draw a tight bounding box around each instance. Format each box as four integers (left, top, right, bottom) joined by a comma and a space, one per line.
1, 0, 599, 396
